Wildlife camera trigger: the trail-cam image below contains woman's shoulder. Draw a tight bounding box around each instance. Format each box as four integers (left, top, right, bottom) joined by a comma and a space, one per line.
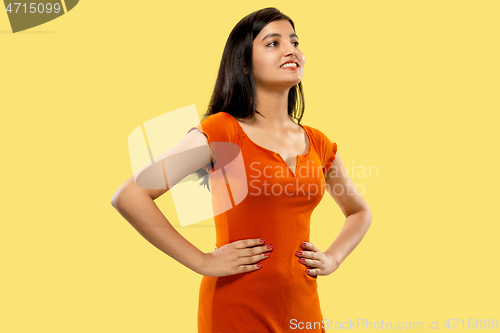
300, 123, 337, 160
300, 123, 331, 143
196, 111, 240, 142
201, 111, 236, 125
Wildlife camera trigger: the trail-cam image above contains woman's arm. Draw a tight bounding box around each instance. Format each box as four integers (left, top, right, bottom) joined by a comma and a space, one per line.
111, 129, 212, 275
111, 129, 272, 277
295, 153, 372, 276
323, 153, 372, 267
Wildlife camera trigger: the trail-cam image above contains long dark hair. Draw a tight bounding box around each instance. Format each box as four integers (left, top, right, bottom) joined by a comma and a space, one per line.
196, 7, 305, 192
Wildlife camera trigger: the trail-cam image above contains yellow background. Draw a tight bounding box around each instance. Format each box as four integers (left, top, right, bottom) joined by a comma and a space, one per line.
1, 1, 499, 332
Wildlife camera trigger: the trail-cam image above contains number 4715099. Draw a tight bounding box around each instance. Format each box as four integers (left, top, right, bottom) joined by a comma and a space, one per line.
5, 3, 62, 14
444, 319, 498, 329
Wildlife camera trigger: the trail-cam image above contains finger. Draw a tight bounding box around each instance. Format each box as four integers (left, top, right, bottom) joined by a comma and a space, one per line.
242, 244, 273, 257
295, 250, 315, 260
238, 251, 270, 265
235, 263, 263, 274
298, 258, 319, 267
305, 268, 319, 276
301, 242, 318, 252
234, 238, 266, 249
240, 246, 258, 257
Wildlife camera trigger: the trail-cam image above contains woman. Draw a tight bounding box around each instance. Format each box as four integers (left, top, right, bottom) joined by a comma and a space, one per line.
111, 7, 372, 333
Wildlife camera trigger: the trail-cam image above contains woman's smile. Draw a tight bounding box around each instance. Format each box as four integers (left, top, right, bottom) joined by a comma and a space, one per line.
280, 62, 299, 70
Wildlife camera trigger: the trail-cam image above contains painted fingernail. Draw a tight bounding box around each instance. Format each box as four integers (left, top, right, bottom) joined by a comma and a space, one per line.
257, 263, 263, 268
260, 238, 265, 243
305, 269, 310, 273
295, 251, 303, 256
299, 258, 306, 263
267, 244, 273, 249
302, 242, 307, 247
264, 252, 271, 257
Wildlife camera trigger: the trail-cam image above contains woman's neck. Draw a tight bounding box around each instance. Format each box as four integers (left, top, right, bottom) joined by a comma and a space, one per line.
251, 87, 294, 128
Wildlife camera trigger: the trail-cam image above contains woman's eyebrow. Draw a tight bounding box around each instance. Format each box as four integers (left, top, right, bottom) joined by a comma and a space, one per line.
261, 33, 299, 41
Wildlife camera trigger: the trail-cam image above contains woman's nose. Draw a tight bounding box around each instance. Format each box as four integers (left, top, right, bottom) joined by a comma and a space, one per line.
284, 44, 298, 57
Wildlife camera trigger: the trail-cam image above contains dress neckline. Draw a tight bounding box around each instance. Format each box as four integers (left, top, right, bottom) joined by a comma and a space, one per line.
224, 112, 311, 177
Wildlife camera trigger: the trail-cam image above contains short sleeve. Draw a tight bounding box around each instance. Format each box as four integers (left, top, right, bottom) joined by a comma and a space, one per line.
310, 127, 338, 175
323, 139, 338, 174
185, 112, 239, 173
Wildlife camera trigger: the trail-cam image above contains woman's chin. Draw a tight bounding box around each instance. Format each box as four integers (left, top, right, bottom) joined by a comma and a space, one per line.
255, 77, 302, 91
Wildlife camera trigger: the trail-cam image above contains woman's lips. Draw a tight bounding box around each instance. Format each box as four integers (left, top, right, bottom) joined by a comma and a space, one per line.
280, 66, 299, 71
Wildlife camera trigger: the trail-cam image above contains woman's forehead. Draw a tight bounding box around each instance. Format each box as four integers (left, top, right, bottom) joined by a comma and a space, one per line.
257, 20, 296, 40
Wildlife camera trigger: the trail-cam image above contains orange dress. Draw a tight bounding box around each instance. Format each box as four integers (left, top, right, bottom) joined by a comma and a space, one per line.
187, 112, 338, 333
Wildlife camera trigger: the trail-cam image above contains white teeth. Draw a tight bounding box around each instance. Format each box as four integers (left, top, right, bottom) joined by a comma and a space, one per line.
280, 63, 298, 68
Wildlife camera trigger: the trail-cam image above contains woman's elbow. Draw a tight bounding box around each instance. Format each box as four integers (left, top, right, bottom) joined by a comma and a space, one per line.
350, 205, 372, 228
111, 190, 121, 210
111, 176, 139, 210
111, 183, 130, 210
363, 206, 373, 227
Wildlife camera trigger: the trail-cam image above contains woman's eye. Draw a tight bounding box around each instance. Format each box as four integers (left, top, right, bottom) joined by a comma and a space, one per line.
267, 41, 300, 47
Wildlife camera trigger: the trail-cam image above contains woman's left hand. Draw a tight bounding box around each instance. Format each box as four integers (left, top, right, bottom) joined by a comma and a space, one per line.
295, 242, 339, 276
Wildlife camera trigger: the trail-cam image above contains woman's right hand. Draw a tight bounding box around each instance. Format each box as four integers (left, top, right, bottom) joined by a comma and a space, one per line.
200, 238, 273, 277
